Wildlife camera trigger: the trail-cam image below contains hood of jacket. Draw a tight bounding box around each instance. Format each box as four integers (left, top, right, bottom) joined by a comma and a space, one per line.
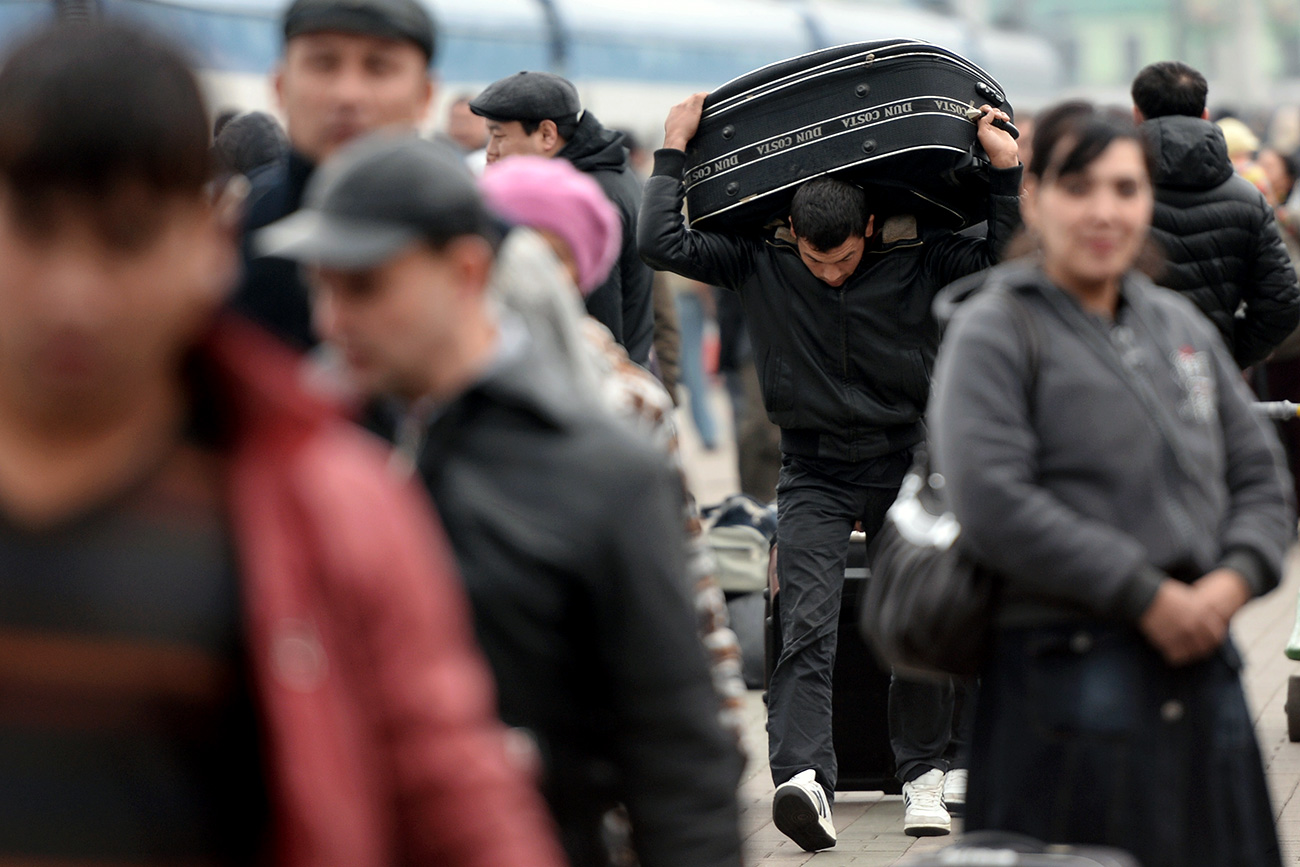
1141, 115, 1234, 191
558, 112, 628, 175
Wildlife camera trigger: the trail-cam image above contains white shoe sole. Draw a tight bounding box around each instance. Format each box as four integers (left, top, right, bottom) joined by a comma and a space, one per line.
772, 786, 836, 852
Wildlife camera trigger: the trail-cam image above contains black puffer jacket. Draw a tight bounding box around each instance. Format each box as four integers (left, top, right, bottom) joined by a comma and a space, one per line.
1143, 115, 1300, 367
639, 148, 1022, 462
559, 113, 656, 365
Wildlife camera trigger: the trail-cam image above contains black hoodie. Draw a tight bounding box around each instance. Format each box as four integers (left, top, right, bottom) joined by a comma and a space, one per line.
1142, 114, 1300, 367
558, 112, 655, 366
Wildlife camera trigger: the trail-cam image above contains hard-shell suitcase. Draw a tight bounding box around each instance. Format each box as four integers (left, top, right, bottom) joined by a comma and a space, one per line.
685, 39, 1014, 234
765, 532, 900, 793
901, 831, 1142, 866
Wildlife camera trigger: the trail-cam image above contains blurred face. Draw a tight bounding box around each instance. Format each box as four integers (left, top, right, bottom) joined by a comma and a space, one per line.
276, 32, 433, 163
447, 100, 488, 152
484, 119, 560, 164
0, 184, 234, 428
1025, 138, 1153, 299
310, 237, 492, 400
1258, 149, 1293, 205
794, 234, 866, 288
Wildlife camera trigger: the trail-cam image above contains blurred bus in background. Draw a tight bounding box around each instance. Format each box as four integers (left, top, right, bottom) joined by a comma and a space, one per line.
0, 0, 1064, 143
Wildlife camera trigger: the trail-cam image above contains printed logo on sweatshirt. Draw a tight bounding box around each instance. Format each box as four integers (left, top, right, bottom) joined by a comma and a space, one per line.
1171, 346, 1216, 424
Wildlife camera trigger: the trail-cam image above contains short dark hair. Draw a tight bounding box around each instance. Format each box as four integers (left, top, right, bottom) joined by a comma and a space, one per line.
1132, 61, 1208, 119
789, 176, 869, 251
518, 116, 580, 141
0, 22, 212, 224
1028, 100, 1152, 183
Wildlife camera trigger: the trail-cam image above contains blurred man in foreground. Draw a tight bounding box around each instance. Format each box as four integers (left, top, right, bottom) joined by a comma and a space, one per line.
234, 0, 436, 349
0, 22, 564, 867
259, 132, 745, 867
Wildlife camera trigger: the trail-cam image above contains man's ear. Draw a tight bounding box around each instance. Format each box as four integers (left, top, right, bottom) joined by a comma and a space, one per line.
449, 235, 496, 297
539, 119, 562, 155
1201, 108, 1210, 121
864, 214, 875, 238
1132, 106, 1145, 125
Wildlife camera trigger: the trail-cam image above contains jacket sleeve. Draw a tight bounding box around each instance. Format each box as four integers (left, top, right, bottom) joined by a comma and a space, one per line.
929, 296, 1165, 622
1235, 202, 1300, 368
922, 165, 1024, 289
597, 454, 744, 867
637, 148, 760, 291
327, 447, 567, 867
1208, 329, 1296, 594
615, 187, 658, 364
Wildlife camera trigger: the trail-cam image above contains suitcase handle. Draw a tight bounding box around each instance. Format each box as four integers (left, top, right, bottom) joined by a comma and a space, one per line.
964, 106, 1020, 140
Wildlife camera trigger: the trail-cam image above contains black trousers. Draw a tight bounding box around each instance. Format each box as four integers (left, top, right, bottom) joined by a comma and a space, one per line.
766, 453, 967, 795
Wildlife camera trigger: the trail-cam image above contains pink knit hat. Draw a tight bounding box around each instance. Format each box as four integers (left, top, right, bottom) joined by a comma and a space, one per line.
479, 155, 621, 296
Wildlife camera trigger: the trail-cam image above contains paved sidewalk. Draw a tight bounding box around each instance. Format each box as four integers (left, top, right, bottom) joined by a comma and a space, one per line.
677, 381, 1300, 866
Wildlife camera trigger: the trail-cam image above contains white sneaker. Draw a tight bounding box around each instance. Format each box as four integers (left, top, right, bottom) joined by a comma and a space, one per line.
902, 768, 951, 837
941, 768, 967, 817
772, 769, 837, 851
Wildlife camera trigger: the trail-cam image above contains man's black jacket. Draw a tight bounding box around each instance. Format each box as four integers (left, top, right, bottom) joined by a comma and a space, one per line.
559, 113, 655, 365
365, 338, 742, 867
639, 148, 1023, 462
1142, 114, 1300, 368
232, 151, 317, 350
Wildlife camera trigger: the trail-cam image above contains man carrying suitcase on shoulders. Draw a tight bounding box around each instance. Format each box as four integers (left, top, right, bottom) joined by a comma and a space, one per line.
639, 92, 1021, 850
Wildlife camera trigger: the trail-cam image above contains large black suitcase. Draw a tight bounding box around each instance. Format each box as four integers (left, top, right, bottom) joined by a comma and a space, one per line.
765, 532, 900, 793
685, 39, 1014, 234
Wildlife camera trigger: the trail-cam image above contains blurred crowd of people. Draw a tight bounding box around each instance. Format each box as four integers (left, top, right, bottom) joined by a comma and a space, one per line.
2, 0, 1300, 864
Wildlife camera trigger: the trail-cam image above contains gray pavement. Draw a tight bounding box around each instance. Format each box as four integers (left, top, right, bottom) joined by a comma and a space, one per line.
676, 381, 1300, 866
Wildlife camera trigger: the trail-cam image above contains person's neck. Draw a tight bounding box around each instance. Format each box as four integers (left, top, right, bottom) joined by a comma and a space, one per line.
0, 373, 189, 528
1045, 263, 1121, 319
421, 313, 501, 405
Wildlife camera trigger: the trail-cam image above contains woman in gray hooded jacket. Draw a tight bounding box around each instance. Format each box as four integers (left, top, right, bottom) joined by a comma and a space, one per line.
929, 101, 1295, 867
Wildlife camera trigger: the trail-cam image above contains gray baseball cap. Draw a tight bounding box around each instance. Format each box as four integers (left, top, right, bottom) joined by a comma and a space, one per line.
282, 0, 437, 62
469, 71, 581, 124
256, 133, 493, 268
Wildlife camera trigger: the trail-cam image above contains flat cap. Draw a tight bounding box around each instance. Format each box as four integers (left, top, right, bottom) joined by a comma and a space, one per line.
256, 133, 493, 269
469, 71, 581, 123
283, 0, 437, 62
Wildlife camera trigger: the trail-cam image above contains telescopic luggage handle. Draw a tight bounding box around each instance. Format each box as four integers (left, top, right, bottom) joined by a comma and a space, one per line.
1252, 401, 1300, 420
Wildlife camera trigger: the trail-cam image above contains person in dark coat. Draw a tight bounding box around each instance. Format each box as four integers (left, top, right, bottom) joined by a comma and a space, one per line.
232, 0, 436, 350
640, 91, 1021, 850
213, 111, 288, 178
258, 132, 745, 867
469, 71, 655, 365
1131, 61, 1300, 368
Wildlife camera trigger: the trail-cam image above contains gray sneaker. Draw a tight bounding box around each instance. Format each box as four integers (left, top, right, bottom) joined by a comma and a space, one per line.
773, 769, 837, 851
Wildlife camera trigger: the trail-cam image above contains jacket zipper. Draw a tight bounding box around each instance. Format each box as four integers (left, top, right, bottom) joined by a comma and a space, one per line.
839, 286, 854, 458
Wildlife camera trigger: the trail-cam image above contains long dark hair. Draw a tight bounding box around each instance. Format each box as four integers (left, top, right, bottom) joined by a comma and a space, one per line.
1007, 100, 1165, 278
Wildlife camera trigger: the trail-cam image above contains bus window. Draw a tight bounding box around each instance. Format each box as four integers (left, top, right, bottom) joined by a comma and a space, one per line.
0, 0, 54, 52
426, 0, 550, 81
102, 0, 279, 73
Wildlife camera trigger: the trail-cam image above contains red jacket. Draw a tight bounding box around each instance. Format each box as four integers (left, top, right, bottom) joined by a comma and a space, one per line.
203, 317, 565, 867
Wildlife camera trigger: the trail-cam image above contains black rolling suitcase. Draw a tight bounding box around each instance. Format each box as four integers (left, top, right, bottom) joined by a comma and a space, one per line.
765, 531, 900, 793
902, 832, 1142, 866
685, 39, 1015, 235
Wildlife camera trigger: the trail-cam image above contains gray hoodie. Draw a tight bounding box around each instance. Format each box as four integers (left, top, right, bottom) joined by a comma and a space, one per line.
929, 262, 1295, 627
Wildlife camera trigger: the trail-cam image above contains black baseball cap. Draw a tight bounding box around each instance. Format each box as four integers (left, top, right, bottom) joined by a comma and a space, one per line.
282, 0, 437, 62
469, 71, 581, 124
256, 133, 494, 268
